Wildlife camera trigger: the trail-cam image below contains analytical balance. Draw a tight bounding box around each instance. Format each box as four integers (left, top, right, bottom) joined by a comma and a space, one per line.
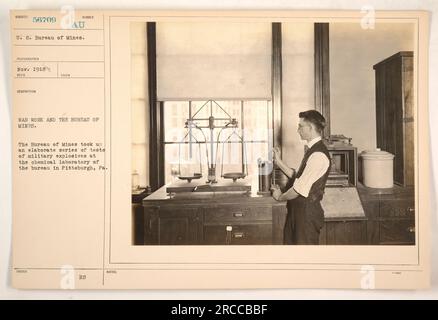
166, 100, 251, 194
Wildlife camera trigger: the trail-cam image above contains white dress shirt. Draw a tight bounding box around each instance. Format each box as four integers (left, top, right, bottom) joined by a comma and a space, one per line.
292, 136, 330, 198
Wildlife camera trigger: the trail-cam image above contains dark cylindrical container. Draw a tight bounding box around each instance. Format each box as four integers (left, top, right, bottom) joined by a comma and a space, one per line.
258, 159, 272, 193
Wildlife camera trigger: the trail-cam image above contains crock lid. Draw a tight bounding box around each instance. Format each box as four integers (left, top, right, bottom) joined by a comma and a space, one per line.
361, 148, 394, 160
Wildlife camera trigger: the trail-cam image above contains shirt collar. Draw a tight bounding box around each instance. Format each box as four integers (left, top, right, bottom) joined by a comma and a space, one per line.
307, 136, 322, 149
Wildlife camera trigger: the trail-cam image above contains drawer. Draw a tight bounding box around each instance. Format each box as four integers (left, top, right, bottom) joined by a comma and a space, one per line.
203, 224, 272, 245
156, 207, 201, 217
379, 219, 415, 245
379, 200, 415, 218
204, 206, 272, 223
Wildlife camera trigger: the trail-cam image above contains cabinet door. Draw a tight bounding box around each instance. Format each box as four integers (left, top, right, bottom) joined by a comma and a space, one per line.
402, 56, 414, 186
379, 199, 415, 218
148, 207, 202, 245
379, 219, 415, 245
379, 199, 415, 245
375, 53, 414, 186
384, 59, 401, 176
375, 66, 386, 150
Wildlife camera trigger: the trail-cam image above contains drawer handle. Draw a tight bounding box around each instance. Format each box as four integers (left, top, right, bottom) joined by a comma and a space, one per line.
407, 226, 415, 233
233, 232, 244, 238
233, 212, 244, 217
407, 207, 415, 213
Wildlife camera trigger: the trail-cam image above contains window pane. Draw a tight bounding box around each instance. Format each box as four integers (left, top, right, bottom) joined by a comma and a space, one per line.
164, 101, 188, 142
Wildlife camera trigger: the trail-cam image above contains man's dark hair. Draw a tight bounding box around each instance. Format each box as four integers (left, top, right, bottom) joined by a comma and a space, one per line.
298, 110, 326, 134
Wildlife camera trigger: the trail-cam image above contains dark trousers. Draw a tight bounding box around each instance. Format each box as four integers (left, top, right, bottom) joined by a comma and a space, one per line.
283, 197, 324, 245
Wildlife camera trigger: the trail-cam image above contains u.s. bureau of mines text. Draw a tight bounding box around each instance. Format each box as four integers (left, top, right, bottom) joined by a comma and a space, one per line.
12, 12, 106, 175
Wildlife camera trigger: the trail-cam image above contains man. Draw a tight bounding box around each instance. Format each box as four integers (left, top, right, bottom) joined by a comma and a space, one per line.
271, 110, 331, 245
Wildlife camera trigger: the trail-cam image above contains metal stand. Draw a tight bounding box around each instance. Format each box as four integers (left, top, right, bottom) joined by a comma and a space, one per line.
169, 100, 251, 193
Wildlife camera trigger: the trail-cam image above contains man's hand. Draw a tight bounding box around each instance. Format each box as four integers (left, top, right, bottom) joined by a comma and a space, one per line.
271, 185, 282, 201
272, 147, 281, 163
271, 147, 295, 179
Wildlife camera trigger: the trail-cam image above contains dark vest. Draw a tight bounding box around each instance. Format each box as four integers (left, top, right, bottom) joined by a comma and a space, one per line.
284, 139, 331, 203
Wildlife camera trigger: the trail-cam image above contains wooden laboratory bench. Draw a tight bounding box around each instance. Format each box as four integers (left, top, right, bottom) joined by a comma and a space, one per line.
141, 185, 287, 245
136, 183, 415, 245
318, 183, 415, 245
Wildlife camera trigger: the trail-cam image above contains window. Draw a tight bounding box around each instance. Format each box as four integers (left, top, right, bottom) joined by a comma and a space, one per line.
163, 100, 272, 184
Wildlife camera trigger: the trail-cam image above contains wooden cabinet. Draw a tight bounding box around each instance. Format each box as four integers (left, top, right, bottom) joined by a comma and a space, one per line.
145, 206, 202, 245
141, 185, 414, 245
358, 184, 415, 245
318, 185, 415, 245
377, 197, 415, 245
144, 205, 275, 245
204, 224, 273, 245
142, 187, 285, 245
374, 51, 414, 186
132, 189, 151, 245
203, 206, 273, 245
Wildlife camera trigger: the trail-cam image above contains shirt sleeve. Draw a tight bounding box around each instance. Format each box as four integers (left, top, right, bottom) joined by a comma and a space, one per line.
292, 152, 330, 197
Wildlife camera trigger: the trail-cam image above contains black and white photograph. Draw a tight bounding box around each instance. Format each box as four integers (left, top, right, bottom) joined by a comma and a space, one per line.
4, 4, 434, 292
130, 19, 416, 246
